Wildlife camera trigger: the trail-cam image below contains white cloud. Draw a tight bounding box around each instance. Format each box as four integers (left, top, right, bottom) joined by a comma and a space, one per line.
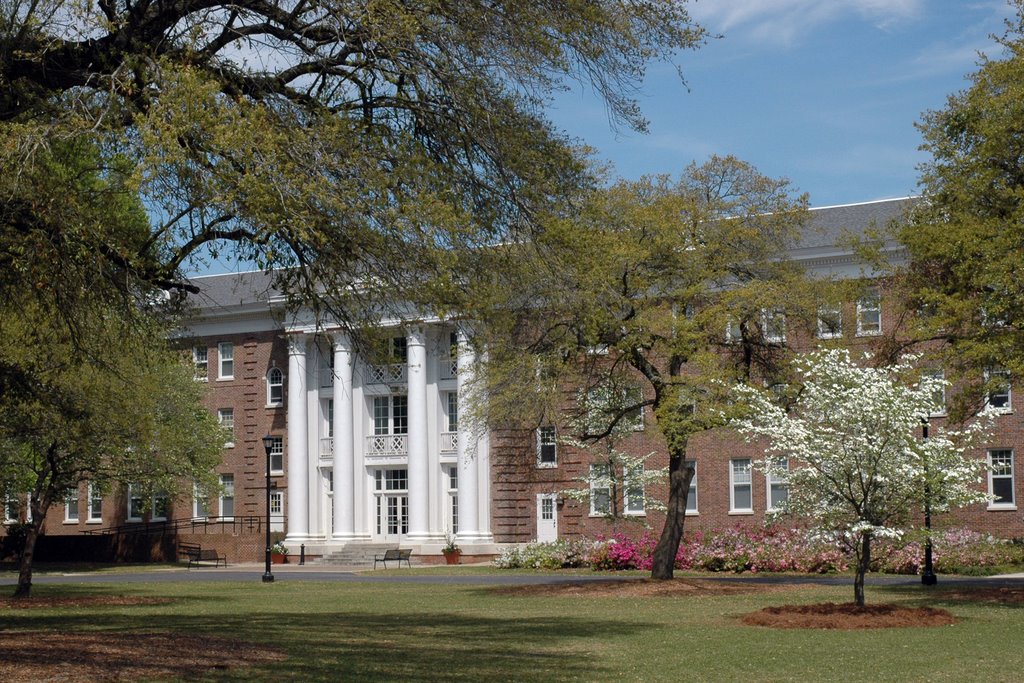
690, 0, 922, 46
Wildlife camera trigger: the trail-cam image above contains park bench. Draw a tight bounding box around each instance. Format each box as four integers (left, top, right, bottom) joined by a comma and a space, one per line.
178, 541, 227, 568
373, 548, 412, 569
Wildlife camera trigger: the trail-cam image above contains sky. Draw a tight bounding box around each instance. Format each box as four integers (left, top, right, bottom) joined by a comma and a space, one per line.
545, 0, 1012, 207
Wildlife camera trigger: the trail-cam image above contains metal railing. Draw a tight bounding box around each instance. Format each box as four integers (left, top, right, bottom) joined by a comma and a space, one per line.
80, 515, 265, 537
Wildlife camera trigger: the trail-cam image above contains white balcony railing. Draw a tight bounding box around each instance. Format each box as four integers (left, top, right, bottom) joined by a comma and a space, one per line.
319, 437, 333, 460
367, 363, 407, 385
439, 357, 457, 380
320, 366, 334, 388
440, 431, 458, 453
366, 433, 408, 457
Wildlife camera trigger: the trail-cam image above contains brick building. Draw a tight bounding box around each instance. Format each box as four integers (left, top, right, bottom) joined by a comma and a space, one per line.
8, 197, 1024, 561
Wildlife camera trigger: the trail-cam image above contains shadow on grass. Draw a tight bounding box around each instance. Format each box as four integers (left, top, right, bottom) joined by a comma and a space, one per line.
3, 606, 637, 681
872, 582, 1024, 611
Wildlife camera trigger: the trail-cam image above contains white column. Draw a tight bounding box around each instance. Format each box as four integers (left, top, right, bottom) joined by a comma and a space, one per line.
285, 333, 310, 542
455, 329, 482, 542
331, 333, 356, 540
405, 326, 430, 541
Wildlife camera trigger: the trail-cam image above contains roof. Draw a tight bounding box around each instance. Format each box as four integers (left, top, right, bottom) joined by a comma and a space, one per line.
183, 197, 918, 310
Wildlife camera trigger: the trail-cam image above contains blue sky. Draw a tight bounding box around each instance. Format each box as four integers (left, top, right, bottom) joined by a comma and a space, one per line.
546, 0, 1012, 207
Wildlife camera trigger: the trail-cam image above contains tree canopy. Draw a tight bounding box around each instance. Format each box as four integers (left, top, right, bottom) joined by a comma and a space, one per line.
899, 0, 1024, 399
1, 0, 706, 323
477, 155, 817, 579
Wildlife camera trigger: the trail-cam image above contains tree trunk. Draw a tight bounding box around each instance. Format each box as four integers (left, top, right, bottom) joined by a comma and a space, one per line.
853, 531, 871, 608
14, 517, 44, 599
650, 455, 694, 580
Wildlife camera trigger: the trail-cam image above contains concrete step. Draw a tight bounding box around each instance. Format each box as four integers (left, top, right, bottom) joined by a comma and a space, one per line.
315, 544, 411, 566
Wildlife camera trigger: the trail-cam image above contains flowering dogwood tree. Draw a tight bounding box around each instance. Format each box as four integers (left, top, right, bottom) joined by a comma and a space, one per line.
733, 349, 994, 606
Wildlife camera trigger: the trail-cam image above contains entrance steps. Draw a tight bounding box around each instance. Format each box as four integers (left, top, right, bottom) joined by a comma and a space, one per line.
314, 543, 410, 567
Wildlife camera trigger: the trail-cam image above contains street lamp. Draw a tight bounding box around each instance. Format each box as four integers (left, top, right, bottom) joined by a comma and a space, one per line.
261, 434, 276, 583
921, 418, 937, 586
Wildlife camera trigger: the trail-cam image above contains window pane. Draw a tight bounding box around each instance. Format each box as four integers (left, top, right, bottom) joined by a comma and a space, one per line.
734, 485, 752, 510
685, 460, 697, 512
392, 396, 408, 434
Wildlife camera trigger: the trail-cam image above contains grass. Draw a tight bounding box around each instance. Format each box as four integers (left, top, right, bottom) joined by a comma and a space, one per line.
3, 574, 1023, 682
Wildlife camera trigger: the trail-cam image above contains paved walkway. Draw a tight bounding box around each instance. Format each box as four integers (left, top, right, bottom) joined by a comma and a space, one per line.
2, 563, 1022, 587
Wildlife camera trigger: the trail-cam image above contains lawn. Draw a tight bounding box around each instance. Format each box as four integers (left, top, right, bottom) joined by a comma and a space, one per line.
1, 573, 1022, 682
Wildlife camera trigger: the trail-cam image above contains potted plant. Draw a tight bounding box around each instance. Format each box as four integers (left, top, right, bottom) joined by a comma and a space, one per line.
271, 541, 288, 564
442, 534, 461, 565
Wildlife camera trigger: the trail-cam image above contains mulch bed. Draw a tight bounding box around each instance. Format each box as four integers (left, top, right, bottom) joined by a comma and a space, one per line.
741, 602, 957, 629
0, 632, 286, 682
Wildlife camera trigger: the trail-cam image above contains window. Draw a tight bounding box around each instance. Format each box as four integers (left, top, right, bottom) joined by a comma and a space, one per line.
447, 466, 458, 534
685, 460, 698, 514
857, 288, 882, 336
218, 408, 234, 447
446, 392, 458, 433
624, 465, 645, 515
767, 458, 789, 511
989, 450, 1015, 508
391, 336, 408, 362
269, 436, 284, 473
270, 491, 283, 515
816, 305, 843, 339
3, 494, 18, 524
218, 342, 234, 379
761, 309, 786, 343
730, 459, 753, 513
584, 386, 644, 432
267, 367, 284, 406
537, 426, 557, 467
590, 464, 612, 516
986, 367, 1012, 413
193, 346, 208, 380
64, 488, 79, 522
193, 484, 209, 519
922, 368, 947, 416
152, 490, 169, 521
127, 485, 144, 521
373, 395, 408, 435
87, 484, 102, 522
220, 474, 235, 518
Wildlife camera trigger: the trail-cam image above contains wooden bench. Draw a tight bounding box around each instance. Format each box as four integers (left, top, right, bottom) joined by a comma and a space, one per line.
373, 548, 412, 569
178, 542, 227, 568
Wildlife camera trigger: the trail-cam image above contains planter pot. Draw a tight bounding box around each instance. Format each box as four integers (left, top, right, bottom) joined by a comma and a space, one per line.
271, 554, 286, 564
443, 550, 461, 565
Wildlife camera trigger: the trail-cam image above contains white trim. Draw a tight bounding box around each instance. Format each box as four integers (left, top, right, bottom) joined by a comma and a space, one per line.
988, 449, 1016, 509
217, 341, 234, 380
589, 463, 612, 517
267, 367, 284, 407
856, 288, 882, 337
623, 465, 645, 516
816, 305, 843, 339
684, 459, 698, 516
127, 485, 143, 522
536, 426, 557, 468
985, 368, 1013, 414
87, 484, 103, 522
64, 488, 80, 523
766, 458, 789, 512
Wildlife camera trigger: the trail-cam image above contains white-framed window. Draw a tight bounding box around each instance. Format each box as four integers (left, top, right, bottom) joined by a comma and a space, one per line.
986, 367, 1012, 413
445, 392, 458, 433
193, 483, 209, 519
151, 490, 169, 521
988, 449, 1016, 508
127, 485, 144, 521
267, 367, 284, 406
590, 464, 612, 516
816, 305, 843, 339
269, 436, 284, 474
624, 465, 645, 516
373, 395, 408, 435
537, 426, 557, 467
220, 474, 235, 518
761, 309, 786, 343
766, 458, 789, 511
270, 491, 283, 515
64, 488, 79, 522
730, 458, 753, 513
584, 386, 644, 432
193, 346, 208, 381
922, 368, 947, 416
218, 408, 234, 447
857, 288, 882, 336
684, 460, 698, 514
446, 465, 459, 534
218, 342, 234, 379
87, 484, 102, 522
3, 494, 18, 523
325, 399, 334, 438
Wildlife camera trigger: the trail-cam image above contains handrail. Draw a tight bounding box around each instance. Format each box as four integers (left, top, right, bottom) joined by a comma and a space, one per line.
80, 515, 265, 536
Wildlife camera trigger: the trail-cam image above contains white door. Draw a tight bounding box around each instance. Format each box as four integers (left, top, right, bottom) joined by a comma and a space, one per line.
536, 494, 558, 542
374, 469, 409, 542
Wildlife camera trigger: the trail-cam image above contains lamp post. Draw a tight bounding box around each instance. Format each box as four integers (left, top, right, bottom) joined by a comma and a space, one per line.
261, 434, 275, 584
921, 419, 937, 586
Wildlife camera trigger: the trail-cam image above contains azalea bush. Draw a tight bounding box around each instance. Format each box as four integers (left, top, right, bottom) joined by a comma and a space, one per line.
493, 539, 593, 569
872, 528, 1024, 574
